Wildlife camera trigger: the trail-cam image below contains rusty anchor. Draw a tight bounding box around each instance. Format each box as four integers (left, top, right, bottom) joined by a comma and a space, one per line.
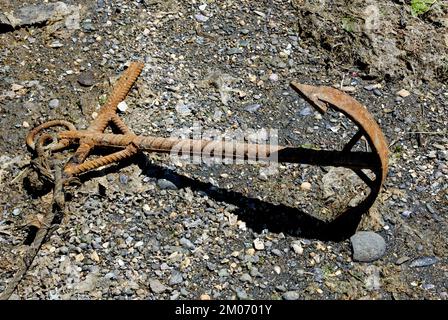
26, 61, 389, 226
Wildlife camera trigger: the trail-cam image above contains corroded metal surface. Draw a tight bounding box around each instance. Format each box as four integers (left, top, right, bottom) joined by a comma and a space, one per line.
26, 61, 389, 215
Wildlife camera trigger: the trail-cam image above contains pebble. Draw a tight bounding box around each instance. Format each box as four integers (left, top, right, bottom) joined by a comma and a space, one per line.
395, 256, 410, 265
236, 288, 248, 300
179, 237, 195, 249
350, 231, 386, 262
194, 14, 209, 22
78, 71, 95, 86
240, 273, 252, 283
283, 291, 300, 300
253, 238, 265, 250
169, 271, 183, 285
274, 266, 281, 274
396, 89, 410, 97
200, 294, 211, 300
117, 101, 128, 112
401, 210, 412, 218
244, 104, 262, 113
149, 279, 167, 294
300, 182, 311, 191
22, 121, 30, 128
409, 256, 438, 268
157, 179, 178, 190
269, 73, 278, 82
373, 89, 382, 96
11, 84, 24, 91
364, 83, 381, 91
49, 99, 60, 109
291, 241, 304, 255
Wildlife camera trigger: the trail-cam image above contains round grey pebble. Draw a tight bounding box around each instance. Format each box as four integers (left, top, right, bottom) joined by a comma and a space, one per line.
350, 231, 386, 262
78, 71, 95, 86
49, 99, 59, 109
157, 179, 178, 190
283, 291, 300, 300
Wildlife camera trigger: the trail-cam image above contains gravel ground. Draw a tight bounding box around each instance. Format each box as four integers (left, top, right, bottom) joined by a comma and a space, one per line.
0, 0, 447, 300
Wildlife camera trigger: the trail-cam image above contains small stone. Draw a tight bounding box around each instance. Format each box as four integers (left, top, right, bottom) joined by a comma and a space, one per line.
240, 273, 252, 283
90, 251, 100, 262
22, 121, 30, 128
12, 208, 20, 216
169, 271, 183, 285
373, 89, 382, 96
119, 174, 128, 184
274, 266, 281, 274
341, 86, 356, 92
149, 279, 167, 294
396, 89, 410, 98
246, 248, 255, 256
179, 237, 195, 249
236, 289, 248, 300
11, 84, 24, 91
253, 238, 265, 250
401, 210, 412, 218
300, 182, 311, 191
75, 253, 85, 262
291, 242, 303, 255
78, 71, 95, 86
364, 84, 381, 91
142, 204, 151, 215
269, 73, 278, 82
409, 256, 438, 268
259, 171, 268, 181
199, 4, 207, 11
49, 99, 60, 109
117, 101, 128, 112
49, 40, 63, 48
244, 104, 262, 113
218, 269, 229, 277
271, 248, 282, 256
283, 291, 300, 300
350, 231, 386, 262
395, 256, 410, 265
194, 14, 209, 22
200, 294, 211, 300
157, 179, 178, 190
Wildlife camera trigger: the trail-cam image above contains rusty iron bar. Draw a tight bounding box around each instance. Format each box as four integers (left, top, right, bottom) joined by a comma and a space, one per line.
26, 61, 389, 203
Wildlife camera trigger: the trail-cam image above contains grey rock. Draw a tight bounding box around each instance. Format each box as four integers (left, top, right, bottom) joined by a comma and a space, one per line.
275, 285, 287, 292
271, 248, 282, 257
235, 288, 248, 299
157, 179, 178, 190
409, 256, 438, 268
373, 89, 382, 96
239, 273, 252, 283
49, 99, 60, 109
299, 107, 312, 116
1, 2, 80, 30
350, 231, 386, 262
218, 269, 229, 277
78, 71, 95, 86
283, 291, 300, 300
227, 47, 243, 55
149, 279, 167, 294
169, 271, 183, 285
244, 104, 262, 113
194, 14, 209, 22
179, 237, 195, 249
